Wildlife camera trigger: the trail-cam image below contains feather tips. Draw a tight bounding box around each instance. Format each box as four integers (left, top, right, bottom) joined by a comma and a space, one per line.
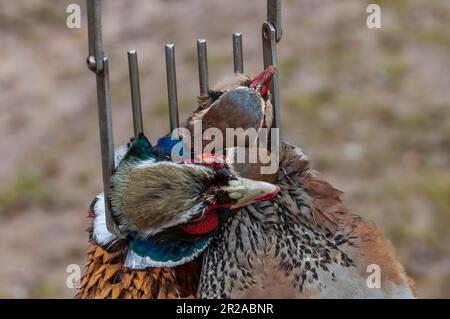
75, 242, 200, 299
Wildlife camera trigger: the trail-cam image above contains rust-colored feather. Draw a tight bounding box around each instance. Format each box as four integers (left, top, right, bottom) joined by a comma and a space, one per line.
75, 240, 201, 299
104, 263, 121, 282
111, 284, 122, 299
122, 273, 133, 289
132, 278, 144, 291
99, 284, 112, 298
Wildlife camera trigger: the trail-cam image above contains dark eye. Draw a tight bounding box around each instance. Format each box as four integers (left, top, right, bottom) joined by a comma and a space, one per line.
214, 189, 234, 205
208, 90, 223, 102
242, 79, 251, 87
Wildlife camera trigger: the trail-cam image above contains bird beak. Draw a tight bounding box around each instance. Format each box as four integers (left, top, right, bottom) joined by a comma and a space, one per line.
222, 176, 280, 209
249, 65, 276, 97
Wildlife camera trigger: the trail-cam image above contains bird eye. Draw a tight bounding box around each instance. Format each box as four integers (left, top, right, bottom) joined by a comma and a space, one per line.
241, 79, 251, 87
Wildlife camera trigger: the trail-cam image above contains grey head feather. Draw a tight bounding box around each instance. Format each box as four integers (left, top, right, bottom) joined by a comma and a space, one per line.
110, 160, 216, 236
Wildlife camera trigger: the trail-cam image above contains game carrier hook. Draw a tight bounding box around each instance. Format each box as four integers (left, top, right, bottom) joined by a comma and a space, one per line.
86, 0, 283, 237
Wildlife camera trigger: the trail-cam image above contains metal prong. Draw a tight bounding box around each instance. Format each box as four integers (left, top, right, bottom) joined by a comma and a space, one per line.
87, 0, 122, 237
87, 0, 103, 73
127, 50, 144, 138
232, 33, 244, 74
96, 56, 121, 236
165, 44, 179, 132
262, 22, 281, 150
267, 0, 282, 43
197, 39, 209, 96
264, 0, 282, 154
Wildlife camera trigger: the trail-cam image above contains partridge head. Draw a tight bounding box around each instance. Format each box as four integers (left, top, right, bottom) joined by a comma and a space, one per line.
183, 66, 278, 183
186, 65, 276, 148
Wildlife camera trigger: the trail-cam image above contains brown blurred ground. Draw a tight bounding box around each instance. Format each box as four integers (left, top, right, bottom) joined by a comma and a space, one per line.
0, 0, 449, 298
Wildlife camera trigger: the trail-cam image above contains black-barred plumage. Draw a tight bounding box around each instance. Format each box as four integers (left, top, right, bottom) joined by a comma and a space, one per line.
198, 143, 416, 298
79, 67, 416, 299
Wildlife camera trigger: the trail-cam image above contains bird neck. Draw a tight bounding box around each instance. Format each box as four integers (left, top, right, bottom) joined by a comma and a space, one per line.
126, 236, 210, 268
91, 193, 211, 269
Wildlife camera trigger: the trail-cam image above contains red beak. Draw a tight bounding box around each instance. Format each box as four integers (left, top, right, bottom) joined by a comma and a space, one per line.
249, 65, 276, 97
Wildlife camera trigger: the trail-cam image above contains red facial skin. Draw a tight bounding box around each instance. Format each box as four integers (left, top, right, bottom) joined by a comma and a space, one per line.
180, 186, 281, 235
180, 152, 280, 235
249, 65, 276, 97
180, 154, 230, 235
181, 203, 231, 235
180, 213, 219, 235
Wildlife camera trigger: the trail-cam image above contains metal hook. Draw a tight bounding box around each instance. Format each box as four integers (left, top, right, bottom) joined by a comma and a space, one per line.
127, 50, 144, 138
86, 0, 122, 237
232, 33, 244, 74
87, 0, 103, 74
262, 22, 281, 151
263, 0, 282, 154
94, 56, 122, 237
165, 44, 180, 133
96, 55, 115, 207
267, 0, 282, 43
197, 39, 209, 96
84, 0, 283, 237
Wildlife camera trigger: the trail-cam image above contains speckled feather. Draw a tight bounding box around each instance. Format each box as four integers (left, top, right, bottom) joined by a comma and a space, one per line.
198, 142, 416, 298
78, 73, 415, 299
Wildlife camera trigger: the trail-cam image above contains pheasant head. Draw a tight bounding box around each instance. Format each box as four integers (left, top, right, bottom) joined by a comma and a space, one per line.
92, 134, 279, 268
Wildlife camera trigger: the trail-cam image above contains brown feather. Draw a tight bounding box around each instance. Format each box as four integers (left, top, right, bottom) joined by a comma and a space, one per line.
76, 239, 201, 299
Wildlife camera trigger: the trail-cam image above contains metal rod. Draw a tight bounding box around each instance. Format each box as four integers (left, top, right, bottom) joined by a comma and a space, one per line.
197, 39, 209, 96
86, 0, 122, 237
232, 33, 244, 74
165, 44, 180, 132
262, 22, 281, 149
127, 50, 144, 138
267, 0, 282, 43
96, 56, 122, 236
263, 0, 282, 154
87, 0, 103, 73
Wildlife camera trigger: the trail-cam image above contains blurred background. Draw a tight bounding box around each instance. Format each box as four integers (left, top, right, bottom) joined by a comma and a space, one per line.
0, 0, 449, 298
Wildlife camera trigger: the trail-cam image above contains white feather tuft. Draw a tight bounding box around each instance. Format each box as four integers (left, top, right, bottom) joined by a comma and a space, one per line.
92, 193, 118, 245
